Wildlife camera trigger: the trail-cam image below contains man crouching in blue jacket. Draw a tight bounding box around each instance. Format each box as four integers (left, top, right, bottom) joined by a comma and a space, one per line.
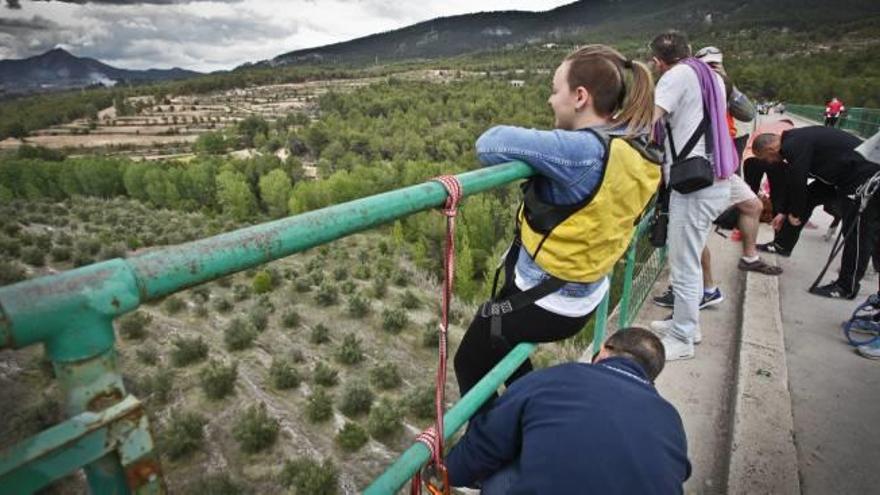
445, 327, 691, 494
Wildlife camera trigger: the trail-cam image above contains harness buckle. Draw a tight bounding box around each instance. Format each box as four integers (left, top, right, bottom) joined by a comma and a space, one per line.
480, 300, 514, 318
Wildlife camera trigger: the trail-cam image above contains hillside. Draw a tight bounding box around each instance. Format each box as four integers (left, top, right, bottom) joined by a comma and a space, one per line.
257, 0, 880, 67
0, 48, 201, 96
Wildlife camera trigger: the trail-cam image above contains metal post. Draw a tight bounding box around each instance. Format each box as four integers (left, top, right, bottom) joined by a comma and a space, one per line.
617, 240, 638, 328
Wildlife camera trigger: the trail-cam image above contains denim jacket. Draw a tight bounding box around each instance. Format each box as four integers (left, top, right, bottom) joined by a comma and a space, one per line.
476, 125, 618, 315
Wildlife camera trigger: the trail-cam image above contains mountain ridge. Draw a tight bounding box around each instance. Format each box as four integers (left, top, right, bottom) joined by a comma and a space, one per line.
0, 48, 201, 95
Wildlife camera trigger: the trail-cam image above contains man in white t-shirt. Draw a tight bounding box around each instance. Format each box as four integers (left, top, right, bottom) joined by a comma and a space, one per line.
648, 31, 731, 361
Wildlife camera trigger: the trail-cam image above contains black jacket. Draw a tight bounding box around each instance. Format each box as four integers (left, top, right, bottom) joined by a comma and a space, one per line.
779, 126, 878, 217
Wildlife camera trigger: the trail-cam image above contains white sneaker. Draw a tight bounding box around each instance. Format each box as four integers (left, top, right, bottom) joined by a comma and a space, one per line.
660, 335, 694, 361
856, 340, 880, 360
650, 318, 701, 345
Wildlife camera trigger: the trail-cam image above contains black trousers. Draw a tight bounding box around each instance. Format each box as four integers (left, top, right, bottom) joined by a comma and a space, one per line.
453, 283, 589, 412
774, 181, 840, 252
837, 192, 880, 293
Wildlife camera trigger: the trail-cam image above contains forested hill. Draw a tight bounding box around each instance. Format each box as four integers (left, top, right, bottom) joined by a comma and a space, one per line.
255, 0, 880, 67
0, 48, 201, 96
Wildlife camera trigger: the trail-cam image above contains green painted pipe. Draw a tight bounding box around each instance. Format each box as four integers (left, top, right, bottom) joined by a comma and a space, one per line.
364, 342, 536, 495
127, 162, 534, 301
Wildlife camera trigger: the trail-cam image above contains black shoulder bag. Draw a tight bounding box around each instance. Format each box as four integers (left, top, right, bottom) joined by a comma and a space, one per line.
666, 104, 715, 194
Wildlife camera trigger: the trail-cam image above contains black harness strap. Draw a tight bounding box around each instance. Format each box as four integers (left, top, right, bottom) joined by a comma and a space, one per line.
481, 274, 566, 351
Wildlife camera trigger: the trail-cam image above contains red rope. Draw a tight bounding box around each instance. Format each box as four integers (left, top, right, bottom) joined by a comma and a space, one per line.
411, 175, 462, 495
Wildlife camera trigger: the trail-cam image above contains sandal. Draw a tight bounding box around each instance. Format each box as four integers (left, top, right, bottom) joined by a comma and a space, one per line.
738, 257, 783, 275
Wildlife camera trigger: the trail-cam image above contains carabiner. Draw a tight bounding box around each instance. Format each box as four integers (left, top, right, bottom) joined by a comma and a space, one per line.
423, 464, 450, 495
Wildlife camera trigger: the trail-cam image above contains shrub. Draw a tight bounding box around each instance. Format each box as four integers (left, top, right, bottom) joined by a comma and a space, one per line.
335, 333, 364, 365
367, 398, 402, 440
306, 387, 334, 423
232, 283, 251, 302
313, 361, 338, 387
279, 458, 338, 495
332, 266, 348, 281
392, 270, 410, 287
399, 290, 422, 309
405, 385, 436, 420
421, 320, 439, 348
248, 306, 269, 332
117, 311, 151, 340
50, 246, 72, 262
370, 362, 401, 390
269, 359, 300, 390
281, 309, 301, 328
193, 304, 209, 318
294, 278, 311, 293
136, 345, 159, 366
336, 421, 369, 452
98, 242, 127, 260
340, 280, 356, 294
224, 318, 256, 351
21, 246, 45, 267
0, 236, 20, 258
142, 367, 174, 404
309, 270, 323, 286
191, 285, 211, 303
213, 296, 232, 312
162, 295, 185, 315
71, 249, 94, 267
371, 276, 387, 299
161, 410, 206, 460
170, 336, 208, 367
339, 381, 374, 417
353, 264, 371, 280
232, 403, 279, 453
310, 323, 330, 344
255, 294, 275, 313
216, 275, 234, 288
200, 360, 238, 400
252, 270, 273, 294
382, 307, 408, 333
315, 282, 338, 306
184, 474, 244, 495
0, 260, 26, 286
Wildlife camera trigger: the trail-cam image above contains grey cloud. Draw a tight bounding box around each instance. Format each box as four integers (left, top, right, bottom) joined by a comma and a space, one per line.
6, 0, 22, 9
31, 0, 241, 4
5, 4, 293, 70
0, 15, 56, 30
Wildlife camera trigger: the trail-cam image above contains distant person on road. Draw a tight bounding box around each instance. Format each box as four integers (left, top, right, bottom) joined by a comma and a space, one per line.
454, 45, 661, 410
824, 97, 846, 127
752, 125, 880, 299
445, 328, 691, 494
647, 31, 736, 362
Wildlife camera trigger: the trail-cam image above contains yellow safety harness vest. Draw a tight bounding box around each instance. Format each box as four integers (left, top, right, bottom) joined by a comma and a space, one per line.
518, 129, 662, 283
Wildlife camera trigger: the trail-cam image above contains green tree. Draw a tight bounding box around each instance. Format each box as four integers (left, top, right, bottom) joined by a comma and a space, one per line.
279, 458, 339, 495
161, 410, 206, 460
216, 169, 256, 221
306, 387, 334, 423
232, 403, 279, 453
258, 169, 293, 218
336, 422, 368, 452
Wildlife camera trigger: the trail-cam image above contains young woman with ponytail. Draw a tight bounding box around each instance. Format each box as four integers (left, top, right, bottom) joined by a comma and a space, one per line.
454, 44, 662, 409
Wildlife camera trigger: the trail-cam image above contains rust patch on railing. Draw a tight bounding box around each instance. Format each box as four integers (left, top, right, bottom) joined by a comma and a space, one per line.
86, 388, 124, 412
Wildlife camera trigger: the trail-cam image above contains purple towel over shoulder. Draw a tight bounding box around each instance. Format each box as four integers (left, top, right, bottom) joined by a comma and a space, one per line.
680, 57, 738, 179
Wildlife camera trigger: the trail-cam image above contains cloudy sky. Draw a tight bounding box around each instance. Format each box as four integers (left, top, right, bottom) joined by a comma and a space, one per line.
1, 0, 575, 72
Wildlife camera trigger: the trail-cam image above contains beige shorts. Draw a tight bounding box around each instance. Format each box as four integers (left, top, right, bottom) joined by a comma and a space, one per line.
729, 173, 757, 205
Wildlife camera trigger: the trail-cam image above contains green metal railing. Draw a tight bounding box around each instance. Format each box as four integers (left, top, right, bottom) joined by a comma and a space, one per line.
0, 161, 665, 494
787, 104, 880, 138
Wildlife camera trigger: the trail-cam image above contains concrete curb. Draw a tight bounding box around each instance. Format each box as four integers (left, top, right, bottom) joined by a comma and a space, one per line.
726, 267, 801, 494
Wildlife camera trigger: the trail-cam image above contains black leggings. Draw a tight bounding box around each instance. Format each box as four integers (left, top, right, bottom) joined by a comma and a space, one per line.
453, 284, 590, 412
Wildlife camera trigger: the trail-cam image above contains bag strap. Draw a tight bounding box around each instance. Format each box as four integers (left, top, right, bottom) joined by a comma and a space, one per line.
665, 103, 711, 162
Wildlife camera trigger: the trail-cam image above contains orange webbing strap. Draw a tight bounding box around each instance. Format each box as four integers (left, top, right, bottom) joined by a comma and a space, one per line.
410, 175, 462, 495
